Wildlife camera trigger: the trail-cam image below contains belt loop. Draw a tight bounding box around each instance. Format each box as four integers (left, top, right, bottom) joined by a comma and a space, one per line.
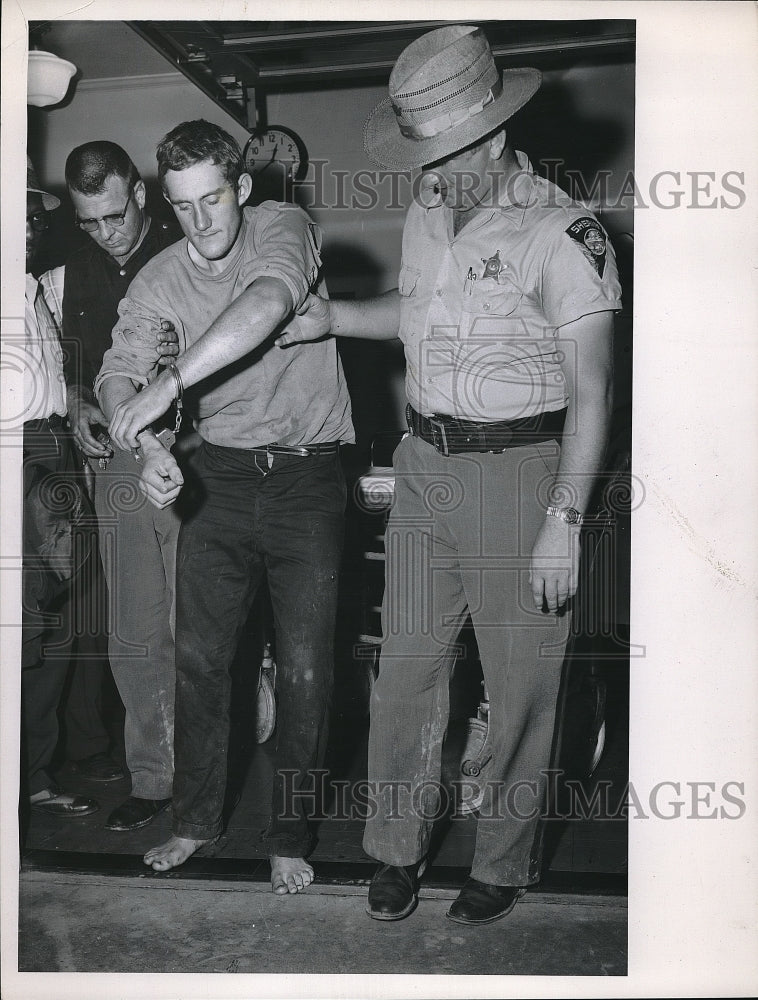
428, 416, 449, 457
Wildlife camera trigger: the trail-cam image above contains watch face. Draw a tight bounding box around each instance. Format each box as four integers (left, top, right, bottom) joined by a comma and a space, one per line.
564, 508, 581, 524
243, 127, 307, 182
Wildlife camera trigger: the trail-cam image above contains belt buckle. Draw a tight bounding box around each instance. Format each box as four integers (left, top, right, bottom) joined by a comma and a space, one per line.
266, 444, 311, 457
428, 415, 449, 457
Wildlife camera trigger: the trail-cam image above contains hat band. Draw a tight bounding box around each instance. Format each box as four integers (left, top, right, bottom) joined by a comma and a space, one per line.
394, 79, 503, 142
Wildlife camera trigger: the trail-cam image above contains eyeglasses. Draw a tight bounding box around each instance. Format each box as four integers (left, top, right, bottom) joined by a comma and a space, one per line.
26, 211, 49, 232
75, 188, 134, 232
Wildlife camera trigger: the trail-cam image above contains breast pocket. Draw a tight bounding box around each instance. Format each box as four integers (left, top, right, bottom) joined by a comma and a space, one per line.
462, 275, 524, 339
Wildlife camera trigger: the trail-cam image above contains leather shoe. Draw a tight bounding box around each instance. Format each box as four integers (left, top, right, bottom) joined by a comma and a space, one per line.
70, 752, 126, 783
30, 784, 99, 817
105, 796, 171, 832
446, 877, 526, 925
366, 860, 427, 921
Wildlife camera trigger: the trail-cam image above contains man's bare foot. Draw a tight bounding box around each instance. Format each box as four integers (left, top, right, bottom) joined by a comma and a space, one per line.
143, 834, 208, 871
270, 855, 314, 895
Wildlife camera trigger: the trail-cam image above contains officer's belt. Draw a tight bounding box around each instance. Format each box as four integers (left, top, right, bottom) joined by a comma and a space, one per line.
406, 405, 566, 456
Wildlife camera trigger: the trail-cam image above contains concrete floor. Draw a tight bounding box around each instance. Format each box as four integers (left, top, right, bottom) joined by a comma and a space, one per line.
17, 869, 626, 976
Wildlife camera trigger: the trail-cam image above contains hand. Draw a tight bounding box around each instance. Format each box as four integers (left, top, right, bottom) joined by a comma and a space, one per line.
68, 395, 113, 459
155, 318, 180, 365
138, 441, 184, 509
529, 517, 581, 614
275, 293, 331, 348
108, 374, 176, 451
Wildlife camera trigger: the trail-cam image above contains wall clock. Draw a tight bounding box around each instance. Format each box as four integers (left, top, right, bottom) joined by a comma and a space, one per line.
243, 125, 308, 202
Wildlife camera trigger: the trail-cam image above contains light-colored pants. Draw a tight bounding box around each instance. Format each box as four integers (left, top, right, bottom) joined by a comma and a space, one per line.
93, 446, 179, 799
363, 434, 571, 886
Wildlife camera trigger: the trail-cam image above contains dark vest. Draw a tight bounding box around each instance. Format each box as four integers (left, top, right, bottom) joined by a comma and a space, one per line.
62, 218, 180, 394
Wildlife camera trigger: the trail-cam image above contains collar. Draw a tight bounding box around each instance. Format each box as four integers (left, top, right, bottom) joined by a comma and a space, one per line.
426, 149, 538, 236
491, 150, 538, 230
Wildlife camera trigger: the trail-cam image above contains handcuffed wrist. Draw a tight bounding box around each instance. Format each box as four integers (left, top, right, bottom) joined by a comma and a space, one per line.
136, 429, 163, 456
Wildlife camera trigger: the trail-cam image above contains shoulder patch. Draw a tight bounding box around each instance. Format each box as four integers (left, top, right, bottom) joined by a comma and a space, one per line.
565, 217, 607, 278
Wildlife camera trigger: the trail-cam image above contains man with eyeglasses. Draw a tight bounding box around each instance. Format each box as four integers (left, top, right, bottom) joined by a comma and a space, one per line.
41, 141, 182, 832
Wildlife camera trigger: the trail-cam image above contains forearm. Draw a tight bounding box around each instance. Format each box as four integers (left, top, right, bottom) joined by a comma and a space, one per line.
551, 381, 613, 513
330, 289, 401, 340
166, 276, 292, 392
98, 375, 162, 453
548, 311, 615, 513
98, 375, 140, 421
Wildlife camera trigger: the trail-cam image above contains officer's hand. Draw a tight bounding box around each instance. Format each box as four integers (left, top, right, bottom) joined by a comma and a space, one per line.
108, 374, 176, 451
528, 518, 581, 614
155, 318, 180, 365
139, 442, 184, 509
275, 293, 331, 347
69, 396, 113, 459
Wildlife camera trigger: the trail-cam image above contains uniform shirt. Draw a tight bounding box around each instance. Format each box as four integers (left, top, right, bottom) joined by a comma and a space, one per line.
24, 273, 67, 420
399, 151, 623, 421
96, 203, 354, 450
59, 217, 180, 394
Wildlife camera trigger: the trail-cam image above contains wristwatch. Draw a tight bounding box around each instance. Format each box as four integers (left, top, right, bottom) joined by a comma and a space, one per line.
546, 505, 584, 525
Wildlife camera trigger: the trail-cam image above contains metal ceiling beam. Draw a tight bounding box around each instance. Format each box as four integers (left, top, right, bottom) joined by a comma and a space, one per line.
127, 20, 635, 132
221, 21, 448, 48
252, 32, 636, 80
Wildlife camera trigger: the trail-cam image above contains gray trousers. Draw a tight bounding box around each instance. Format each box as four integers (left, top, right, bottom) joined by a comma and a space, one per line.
93, 447, 179, 799
363, 434, 570, 886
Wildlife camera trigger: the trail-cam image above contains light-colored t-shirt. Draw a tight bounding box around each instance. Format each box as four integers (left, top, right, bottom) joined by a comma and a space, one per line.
96, 203, 354, 450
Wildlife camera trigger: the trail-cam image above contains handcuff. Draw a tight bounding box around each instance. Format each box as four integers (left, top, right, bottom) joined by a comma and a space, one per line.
129, 363, 184, 463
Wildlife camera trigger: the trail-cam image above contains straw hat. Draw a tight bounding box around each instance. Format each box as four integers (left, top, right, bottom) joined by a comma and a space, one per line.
27, 155, 60, 210
364, 25, 541, 170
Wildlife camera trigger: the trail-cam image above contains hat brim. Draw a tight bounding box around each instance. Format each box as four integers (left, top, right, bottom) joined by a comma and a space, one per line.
27, 186, 60, 211
364, 68, 541, 170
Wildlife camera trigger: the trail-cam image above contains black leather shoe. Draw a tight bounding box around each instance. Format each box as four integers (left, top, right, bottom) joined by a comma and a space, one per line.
105, 796, 171, 832
70, 752, 126, 783
30, 784, 99, 817
366, 860, 427, 921
446, 877, 526, 925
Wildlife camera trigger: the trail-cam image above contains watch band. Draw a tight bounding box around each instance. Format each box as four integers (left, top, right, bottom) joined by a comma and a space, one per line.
546, 505, 584, 525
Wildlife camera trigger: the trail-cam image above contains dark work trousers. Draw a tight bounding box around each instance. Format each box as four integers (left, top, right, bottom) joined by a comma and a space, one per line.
172, 441, 346, 856
62, 538, 114, 761
21, 419, 111, 795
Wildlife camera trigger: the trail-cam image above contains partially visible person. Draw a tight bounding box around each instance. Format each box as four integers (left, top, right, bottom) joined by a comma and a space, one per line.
22, 156, 98, 817
98, 120, 354, 894
42, 141, 182, 831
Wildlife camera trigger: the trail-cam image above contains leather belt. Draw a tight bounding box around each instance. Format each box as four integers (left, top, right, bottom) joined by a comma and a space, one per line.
406, 405, 566, 456
24, 414, 68, 432
249, 441, 340, 458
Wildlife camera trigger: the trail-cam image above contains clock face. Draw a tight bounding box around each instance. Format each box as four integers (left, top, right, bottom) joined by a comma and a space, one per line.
242, 126, 308, 183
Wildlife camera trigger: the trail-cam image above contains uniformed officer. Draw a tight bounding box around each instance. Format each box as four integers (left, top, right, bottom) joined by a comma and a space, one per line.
276, 24, 623, 924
